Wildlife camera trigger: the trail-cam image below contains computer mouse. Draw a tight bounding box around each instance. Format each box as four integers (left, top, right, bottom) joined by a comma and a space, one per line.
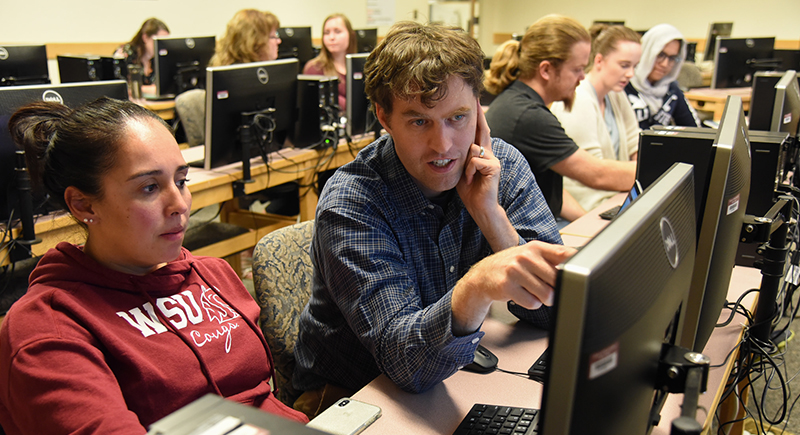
462, 344, 498, 373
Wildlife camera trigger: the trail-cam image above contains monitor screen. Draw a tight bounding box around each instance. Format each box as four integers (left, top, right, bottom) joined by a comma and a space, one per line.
773, 49, 800, 72
711, 37, 775, 89
277, 27, 314, 70
153, 36, 215, 98
540, 162, 697, 434
57, 55, 126, 83
355, 28, 378, 53
0, 45, 50, 87
204, 59, 299, 170
345, 53, 377, 138
0, 81, 129, 221
770, 70, 800, 138
703, 22, 733, 62
637, 97, 751, 352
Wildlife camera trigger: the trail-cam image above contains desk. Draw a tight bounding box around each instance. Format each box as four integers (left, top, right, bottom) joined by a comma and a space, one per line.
138, 98, 176, 121
351, 196, 761, 435
0, 136, 372, 267
684, 87, 752, 122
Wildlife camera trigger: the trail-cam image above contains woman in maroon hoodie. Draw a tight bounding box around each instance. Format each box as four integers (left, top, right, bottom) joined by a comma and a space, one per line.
0, 97, 308, 434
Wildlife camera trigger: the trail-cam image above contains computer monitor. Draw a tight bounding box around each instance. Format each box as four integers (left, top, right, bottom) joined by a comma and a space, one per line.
591, 20, 625, 26
204, 59, 299, 170
702, 22, 733, 62
711, 37, 776, 89
153, 35, 215, 98
750, 71, 788, 131
355, 28, 378, 53
277, 27, 314, 70
0, 45, 50, 86
540, 162, 697, 434
345, 53, 377, 138
768, 70, 800, 138
57, 55, 126, 83
0, 81, 129, 221
637, 97, 751, 352
772, 49, 800, 72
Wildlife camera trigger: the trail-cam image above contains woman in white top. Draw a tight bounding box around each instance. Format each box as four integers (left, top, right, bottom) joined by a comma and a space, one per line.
551, 24, 641, 211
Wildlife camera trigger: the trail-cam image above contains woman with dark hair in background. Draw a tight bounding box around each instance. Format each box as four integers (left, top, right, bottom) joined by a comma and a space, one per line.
0, 97, 308, 434
303, 13, 356, 111
114, 18, 170, 94
209, 9, 282, 66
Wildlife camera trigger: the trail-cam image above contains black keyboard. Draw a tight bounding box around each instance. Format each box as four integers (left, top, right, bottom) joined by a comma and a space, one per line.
452, 404, 540, 435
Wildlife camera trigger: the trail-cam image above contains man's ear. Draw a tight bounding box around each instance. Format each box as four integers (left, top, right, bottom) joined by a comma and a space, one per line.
64, 186, 96, 223
538, 60, 554, 82
374, 103, 392, 135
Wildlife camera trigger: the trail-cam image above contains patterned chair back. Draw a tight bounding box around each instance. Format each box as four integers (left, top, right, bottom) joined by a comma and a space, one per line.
252, 220, 315, 406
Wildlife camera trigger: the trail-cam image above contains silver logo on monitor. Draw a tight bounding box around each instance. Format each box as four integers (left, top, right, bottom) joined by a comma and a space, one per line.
660, 217, 679, 269
257, 67, 269, 85
284, 28, 295, 37
0, 48, 8, 60
185, 38, 196, 49
41, 90, 64, 104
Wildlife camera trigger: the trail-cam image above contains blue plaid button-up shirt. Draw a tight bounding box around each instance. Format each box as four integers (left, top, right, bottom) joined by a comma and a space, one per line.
293, 134, 561, 394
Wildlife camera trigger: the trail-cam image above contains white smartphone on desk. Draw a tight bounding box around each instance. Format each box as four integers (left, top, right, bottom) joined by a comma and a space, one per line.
306, 398, 381, 435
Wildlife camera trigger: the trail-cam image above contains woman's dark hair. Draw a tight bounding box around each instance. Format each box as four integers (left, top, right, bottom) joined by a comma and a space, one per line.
129, 18, 170, 59
8, 97, 171, 213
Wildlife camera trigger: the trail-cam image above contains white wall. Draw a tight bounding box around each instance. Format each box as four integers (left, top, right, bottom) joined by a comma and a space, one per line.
2, 0, 798, 57
0, 0, 428, 44
479, 0, 800, 55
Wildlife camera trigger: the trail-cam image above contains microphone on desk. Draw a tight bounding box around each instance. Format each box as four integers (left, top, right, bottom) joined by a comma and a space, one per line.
11, 150, 41, 261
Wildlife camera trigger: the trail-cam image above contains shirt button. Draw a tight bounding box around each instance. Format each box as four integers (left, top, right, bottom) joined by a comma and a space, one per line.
471, 338, 480, 344
428, 204, 435, 209
449, 266, 455, 273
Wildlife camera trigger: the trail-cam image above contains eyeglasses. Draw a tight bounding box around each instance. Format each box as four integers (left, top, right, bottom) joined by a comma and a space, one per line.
656, 52, 680, 65
269, 31, 281, 40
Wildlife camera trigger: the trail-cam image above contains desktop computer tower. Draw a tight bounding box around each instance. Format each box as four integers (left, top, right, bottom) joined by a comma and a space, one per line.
292, 74, 339, 149
641, 127, 788, 266
57, 55, 126, 83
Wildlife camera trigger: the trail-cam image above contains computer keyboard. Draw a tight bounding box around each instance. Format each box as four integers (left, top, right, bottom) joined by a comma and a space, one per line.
452, 404, 540, 435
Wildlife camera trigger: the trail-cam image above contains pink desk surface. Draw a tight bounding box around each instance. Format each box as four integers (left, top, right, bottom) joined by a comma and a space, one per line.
353, 267, 761, 434
559, 192, 625, 238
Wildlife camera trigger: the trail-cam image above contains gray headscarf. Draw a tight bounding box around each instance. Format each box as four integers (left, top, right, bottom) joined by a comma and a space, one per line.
631, 24, 687, 114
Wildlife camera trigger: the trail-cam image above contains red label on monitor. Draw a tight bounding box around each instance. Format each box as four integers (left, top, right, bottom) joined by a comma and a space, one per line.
727, 194, 740, 215
216, 90, 229, 100
588, 342, 619, 380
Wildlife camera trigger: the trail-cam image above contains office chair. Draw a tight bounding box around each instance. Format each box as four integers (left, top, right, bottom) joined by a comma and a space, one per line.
174, 89, 206, 147
252, 220, 315, 406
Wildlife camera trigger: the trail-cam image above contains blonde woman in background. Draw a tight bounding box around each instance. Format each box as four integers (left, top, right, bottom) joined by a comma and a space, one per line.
209, 9, 281, 66
550, 24, 641, 211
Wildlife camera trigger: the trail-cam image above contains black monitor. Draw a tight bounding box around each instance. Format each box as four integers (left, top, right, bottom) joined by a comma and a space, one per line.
772, 49, 800, 72
345, 53, 377, 138
591, 20, 625, 26
750, 71, 788, 131
354, 28, 378, 53
767, 70, 800, 138
277, 27, 314, 70
702, 22, 733, 62
0, 45, 50, 86
204, 59, 299, 170
540, 162, 697, 434
0, 81, 129, 222
57, 55, 126, 83
711, 37, 776, 89
153, 35, 215, 98
637, 97, 751, 352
